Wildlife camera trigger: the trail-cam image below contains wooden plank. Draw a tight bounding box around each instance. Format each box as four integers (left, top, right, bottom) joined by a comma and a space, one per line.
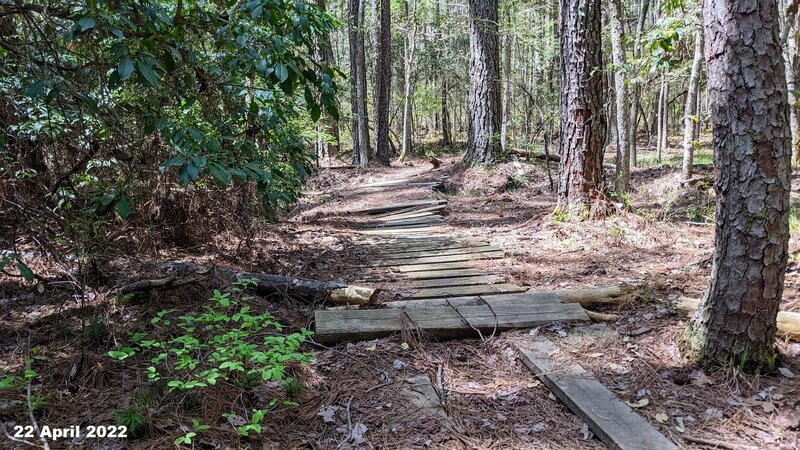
351, 199, 447, 215
376, 246, 501, 260
395, 261, 500, 272
374, 204, 447, 219
378, 211, 436, 221
384, 292, 564, 309
362, 268, 488, 281
355, 240, 491, 253
315, 302, 589, 343
406, 283, 526, 299
404, 275, 504, 289
361, 251, 504, 268
515, 339, 677, 450
376, 216, 444, 228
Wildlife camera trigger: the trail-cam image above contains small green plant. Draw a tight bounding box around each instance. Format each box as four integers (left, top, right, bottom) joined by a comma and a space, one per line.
108, 279, 313, 434
115, 403, 147, 437
85, 317, 110, 347
551, 208, 571, 223
282, 378, 303, 399
235, 409, 266, 437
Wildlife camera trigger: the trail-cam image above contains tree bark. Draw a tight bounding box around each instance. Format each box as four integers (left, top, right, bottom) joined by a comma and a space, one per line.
628, 0, 650, 168
398, 0, 416, 162
374, 0, 391, 165
347, 0, 362, 164
656, 71, 669, 162
500, 3, 512, 153
557, 0, 607, 215
683, 0, 792, 370
609, 0, 630, 195
681, 27, 704, 180
315, 0, 340, 161
464, 0, 502, 166
356, 0, 371, 166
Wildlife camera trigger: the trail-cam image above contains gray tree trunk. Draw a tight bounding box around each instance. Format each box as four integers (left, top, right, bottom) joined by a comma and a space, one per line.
557, 0, 607, 215
398, 0, 416, 161
629, 0, 650, 167
315, 0, 340, 161
683, 0, 792, 370
464, 0, 501, 166
656, 71, 668, 162
356, 0, 371, 166
681, 27, 704, 180
347, 0, 362, 164
609, 0, 630, 195
500, 4, 512, 153
374, 0, 391, 165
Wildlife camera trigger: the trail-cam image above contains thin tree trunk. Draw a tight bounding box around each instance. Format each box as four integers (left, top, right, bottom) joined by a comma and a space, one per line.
500, 3, 512, 153
656, 71, 669, 162
683, 0, 792, 370
681, 27, 704, 180
398, 0, 416, 161
629, 0, 650, 167
464, 0, 501, 166
558, 0, 607, 215
374, 0, 391, 165
347, 0, 362, 164
356, 0, 371, 166
315, 0, 340, 161
609, 0, 630, 195
441, 83, 452, 146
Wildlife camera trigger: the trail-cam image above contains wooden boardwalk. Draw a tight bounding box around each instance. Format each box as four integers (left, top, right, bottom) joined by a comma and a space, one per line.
311, 175, 676, 448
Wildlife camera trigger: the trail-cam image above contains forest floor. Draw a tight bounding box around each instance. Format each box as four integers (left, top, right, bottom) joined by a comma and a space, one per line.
2, 143, 800, 449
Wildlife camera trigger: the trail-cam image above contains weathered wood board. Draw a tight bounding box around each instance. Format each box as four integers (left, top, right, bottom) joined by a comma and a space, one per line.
373, 204, 447, 219
384, 292, 564, 309
515, 339, 677, 450
359, 251, 503, 268
351, 199, 447, 215
377, 216, 445, 227
406, 283, 526, 299
404, 275, 505, 289
376, 245, 500, 259
314, 301, 589, 343
363, 268, 489, 281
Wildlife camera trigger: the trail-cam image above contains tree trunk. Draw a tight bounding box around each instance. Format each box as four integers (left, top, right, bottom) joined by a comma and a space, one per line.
347, 0, 362, 164
557, 0, 607, 215
656, 71, 669, 162
398, 0, 416, 161
374, 0, 391, 165
464, 0, 501, 166
315, 0, 340, 161
500, 4, 512, 153
681, 27, 704, 181
788, 14, 800, 165
629, 0, 650, 168
683, 0, 792, 370
356, 0, 371, 165
441, 83, 452, 146
609, 0, 630, 195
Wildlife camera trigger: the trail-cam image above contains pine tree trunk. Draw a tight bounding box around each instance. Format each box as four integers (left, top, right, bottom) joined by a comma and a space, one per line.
500, 4, 512, 153
656, 71, 668, 162
789, 16, 800, 165
464, 0, 501, 166
374, 0, 391, 165
356, 0, 371, 165
557, 0, 607, 215
683, 0, 792, 370
399, 0, 415, 161
681, 27, 704, 181
315, 0, 340, 161
629, 0, 650, 167
441, 83, 452, 146
609, 0, 630, 195
347, 0, 362, 164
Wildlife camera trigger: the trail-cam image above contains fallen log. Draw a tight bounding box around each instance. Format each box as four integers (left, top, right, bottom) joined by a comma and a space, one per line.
553, 284, 635, 306
144, 261, 377, 305
676, 297, 800, 337
509, 148, 560, 162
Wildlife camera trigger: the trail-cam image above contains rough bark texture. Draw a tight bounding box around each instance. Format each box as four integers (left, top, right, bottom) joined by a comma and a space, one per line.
398, 0, 416, 161
374, 0, 391, 165
629, 0, 650, 168
557, 0, 607, 215
681, 27, 704, 181
683, 0, 792, 370
356, 0, 371, 166
347, 0, 362, 164
788, 14, 800, 165
656, 71, 669, 162
314, 0, 340, 160
464, 0, 501, 166
500, 4, 512, 153
609, 0, 629, 195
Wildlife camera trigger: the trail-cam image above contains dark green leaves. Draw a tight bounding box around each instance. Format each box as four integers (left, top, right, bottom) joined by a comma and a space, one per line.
137, 60, 160, 87
118, 58, 135, 81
